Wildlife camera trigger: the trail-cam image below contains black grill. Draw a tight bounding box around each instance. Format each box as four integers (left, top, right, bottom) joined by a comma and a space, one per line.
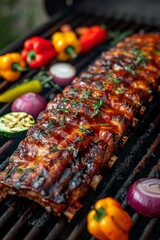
0, 9, 160, 240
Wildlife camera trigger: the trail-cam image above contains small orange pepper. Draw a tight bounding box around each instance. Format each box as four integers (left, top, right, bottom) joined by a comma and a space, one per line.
87, 197, 132, 240
0, 52, 26, 82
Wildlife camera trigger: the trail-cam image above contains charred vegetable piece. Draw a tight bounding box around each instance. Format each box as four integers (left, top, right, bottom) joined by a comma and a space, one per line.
87, 197, 132, 240
0, 112, 35, 138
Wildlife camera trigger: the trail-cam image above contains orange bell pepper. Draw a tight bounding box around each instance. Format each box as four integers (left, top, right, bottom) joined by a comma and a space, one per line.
0, 52, 26, 82
51, 31, 81, 61
87, 197, 132, 240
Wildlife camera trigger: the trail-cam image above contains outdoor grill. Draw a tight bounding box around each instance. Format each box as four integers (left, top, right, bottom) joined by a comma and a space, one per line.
0, 1, 160, 239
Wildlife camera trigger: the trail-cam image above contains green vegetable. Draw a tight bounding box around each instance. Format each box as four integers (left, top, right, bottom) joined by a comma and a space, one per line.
0, 71, 61, 103
0, 112, 35, 138
0, 80, 42, 103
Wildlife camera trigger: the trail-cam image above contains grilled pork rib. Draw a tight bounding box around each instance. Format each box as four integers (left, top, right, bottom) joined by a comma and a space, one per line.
0, 33, 160, 218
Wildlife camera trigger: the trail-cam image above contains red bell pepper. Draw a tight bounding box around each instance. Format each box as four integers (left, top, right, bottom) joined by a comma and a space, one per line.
80, 25, 107, 54
21, 36, 57, 68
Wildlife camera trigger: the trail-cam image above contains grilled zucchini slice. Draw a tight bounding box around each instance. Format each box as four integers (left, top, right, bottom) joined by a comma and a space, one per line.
0, 112, 35, 138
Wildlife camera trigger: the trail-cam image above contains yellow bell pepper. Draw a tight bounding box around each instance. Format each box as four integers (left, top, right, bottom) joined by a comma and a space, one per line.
51, 31, 81, 61
87, 197, 132, 240
0, 52, 26, 82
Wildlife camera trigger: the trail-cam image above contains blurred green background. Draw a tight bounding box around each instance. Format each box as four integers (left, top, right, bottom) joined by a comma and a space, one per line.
0, 0, 48, 51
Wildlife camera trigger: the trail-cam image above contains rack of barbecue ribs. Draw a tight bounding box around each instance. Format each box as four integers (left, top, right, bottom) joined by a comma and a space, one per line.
0, 33, 160, 219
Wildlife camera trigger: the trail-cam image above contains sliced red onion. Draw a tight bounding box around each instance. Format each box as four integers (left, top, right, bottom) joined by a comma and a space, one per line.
49, 63, 76, 86
127, 178, 160, 217
11, 93, 47, 119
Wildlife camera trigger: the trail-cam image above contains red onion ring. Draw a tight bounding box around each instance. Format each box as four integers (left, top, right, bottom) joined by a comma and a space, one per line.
49, 63, 76, 86
127, 178, 160, 217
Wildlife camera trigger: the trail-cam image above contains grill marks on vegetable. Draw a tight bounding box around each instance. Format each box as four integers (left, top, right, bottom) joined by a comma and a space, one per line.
0, 33, 160, 217
1, 113, 34, 131
0, 112, 35, 138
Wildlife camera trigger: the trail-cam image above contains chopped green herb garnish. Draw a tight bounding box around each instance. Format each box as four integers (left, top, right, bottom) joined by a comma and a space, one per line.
55, 108, 69, 114
97, 87, 106, 91
124, 65, 137, 76
91, 99, 104, 117
50, 145, 79, 157
45, 129, 52, 135
79, 126, 93, 135
50, 145, 59, 152
77, 136, 84, 142
131, 47, 149, 66
26, 167, 37, 172
17, 168, 23, 173
59, 118, 66, 126
67, 146, 79, 157
72, 88, 78, 94
82, 89, 92, 97
39, 127, 51, 136
79, 126, 87, 132
107, 72, 121, 85
47, 119, 55, 128
71, 100, 78, 106
62, 97, 70, 102
114, 86, 126, 94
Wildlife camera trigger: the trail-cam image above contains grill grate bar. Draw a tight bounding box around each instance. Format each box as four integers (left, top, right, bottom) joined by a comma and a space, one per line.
23, 212, 52, 240
0, 140, 16, 156
0, 205, 16, 234
67, 218, 87, 240
44, 217, 68, 240
2, 203, 36, 240
139, 218, 159, 240
149, 160, 160, 178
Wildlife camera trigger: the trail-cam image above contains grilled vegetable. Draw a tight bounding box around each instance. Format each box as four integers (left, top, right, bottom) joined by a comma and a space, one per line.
0, 112, 35, 138
21, 36, 57, 68
127, 178, 160, 217
49, 63, 76, 86
87, 197, 132, 240
51, 31, 81, 61
79, 25, 107, 54
0, 53, 26, 81
11, 93, 47, 119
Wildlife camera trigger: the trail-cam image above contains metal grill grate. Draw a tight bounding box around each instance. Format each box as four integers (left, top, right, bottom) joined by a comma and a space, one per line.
0, 10, 160, 240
